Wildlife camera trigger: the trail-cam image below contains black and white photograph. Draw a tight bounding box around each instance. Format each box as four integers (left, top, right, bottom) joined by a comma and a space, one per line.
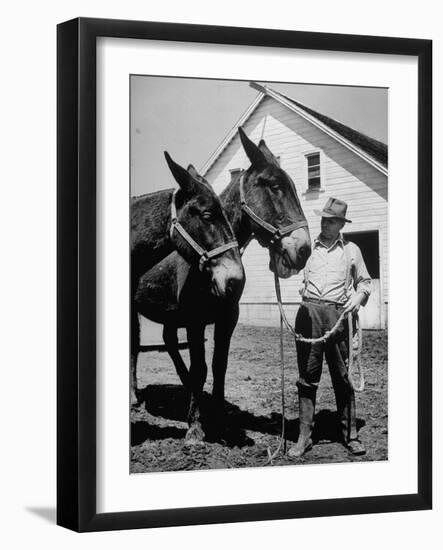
0, 0, 438, 542
130, 76, 388, 473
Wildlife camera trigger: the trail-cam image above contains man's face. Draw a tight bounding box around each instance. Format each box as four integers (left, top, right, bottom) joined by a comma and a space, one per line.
320, 217, 345, 241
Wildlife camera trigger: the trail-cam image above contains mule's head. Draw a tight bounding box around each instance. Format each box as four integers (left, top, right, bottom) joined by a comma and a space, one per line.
164, 152, 244, 299
238, 128, 311, 278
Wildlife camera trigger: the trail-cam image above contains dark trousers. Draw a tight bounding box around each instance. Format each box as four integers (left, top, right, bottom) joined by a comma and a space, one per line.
295, 301, 358, 441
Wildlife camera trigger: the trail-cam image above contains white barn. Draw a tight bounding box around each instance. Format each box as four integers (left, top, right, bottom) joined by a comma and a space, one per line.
201, 83, 388, 330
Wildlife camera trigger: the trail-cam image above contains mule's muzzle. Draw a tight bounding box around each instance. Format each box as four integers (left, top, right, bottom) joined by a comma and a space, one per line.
270, 228, 311, 278
282, 228, 311, 268
209, 254, 245, 299
296, 243, 312, 268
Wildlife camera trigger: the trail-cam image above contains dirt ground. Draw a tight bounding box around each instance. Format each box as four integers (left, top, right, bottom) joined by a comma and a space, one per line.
131, 324, 388, 473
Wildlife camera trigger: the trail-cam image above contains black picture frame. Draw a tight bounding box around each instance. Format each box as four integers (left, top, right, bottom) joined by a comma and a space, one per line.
57, 17, 432, 532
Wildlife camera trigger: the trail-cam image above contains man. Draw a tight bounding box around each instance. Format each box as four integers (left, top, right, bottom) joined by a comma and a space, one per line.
289, 197, 371, 458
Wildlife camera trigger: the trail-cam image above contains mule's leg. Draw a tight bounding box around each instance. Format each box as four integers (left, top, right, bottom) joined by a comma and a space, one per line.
163, 324, 191, 390
211, 304, 240, 424
185, 323, 208, 446
130, 307, 141, 407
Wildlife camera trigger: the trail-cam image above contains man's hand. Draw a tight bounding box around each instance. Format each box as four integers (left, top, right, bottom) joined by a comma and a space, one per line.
343, 292, 365, 315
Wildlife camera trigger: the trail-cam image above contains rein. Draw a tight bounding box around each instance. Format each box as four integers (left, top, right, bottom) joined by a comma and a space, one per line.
170, 190, 239, 271
239, 172, 308, 244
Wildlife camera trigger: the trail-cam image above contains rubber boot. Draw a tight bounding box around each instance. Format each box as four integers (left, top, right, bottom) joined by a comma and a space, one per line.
337, 391, 366, 456
288, 386, 316, 458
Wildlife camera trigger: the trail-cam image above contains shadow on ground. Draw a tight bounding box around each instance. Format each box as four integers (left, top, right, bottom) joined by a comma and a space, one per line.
132, 384, 364, 448
131, 422, 187, 446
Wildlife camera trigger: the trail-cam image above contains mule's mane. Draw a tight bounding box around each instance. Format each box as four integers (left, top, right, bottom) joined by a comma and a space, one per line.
219, 171, 247, 244
131, 187, 174, 204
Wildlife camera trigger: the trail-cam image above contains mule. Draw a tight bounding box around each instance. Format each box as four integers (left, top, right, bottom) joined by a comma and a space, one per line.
131, 152, 244, 405
134, 128, 311, 443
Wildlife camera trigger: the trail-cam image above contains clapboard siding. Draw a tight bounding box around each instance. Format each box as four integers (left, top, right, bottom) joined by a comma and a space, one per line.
205, 96, 388, 328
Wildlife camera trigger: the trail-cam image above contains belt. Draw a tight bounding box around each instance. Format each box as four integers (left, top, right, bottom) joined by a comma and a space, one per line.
302, 297, 344, 307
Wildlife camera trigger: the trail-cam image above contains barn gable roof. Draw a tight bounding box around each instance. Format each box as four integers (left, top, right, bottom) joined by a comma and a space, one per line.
281, 94, 388, 167
201, 82, 388, 176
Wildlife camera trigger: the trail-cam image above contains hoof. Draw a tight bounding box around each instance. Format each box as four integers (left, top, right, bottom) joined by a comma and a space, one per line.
130, 390, 144, 411
131, 404, 145, 415
287, 438, 313, 459
184, 423, 206, 447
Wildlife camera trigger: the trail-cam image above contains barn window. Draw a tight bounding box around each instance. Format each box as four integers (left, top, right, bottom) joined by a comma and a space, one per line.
343, 230, 380, 279
305, 152, 321, 190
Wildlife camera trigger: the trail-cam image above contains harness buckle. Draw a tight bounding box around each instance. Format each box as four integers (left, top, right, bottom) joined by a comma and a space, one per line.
199, 253, 209, 271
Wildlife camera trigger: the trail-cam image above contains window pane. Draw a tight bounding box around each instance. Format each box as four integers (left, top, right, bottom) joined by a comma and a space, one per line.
308, 177, 321, 188
308, 166, 320, 178
307, 153, 320, 167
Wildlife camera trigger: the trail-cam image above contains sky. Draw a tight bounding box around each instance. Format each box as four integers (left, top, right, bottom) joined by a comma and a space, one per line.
131, 76, 387, 197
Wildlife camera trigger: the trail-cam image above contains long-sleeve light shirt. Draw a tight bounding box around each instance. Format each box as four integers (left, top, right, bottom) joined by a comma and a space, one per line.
302, 234, 371, 305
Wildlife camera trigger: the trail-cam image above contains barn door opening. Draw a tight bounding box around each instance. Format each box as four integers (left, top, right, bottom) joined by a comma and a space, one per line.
343, 230, 382, 329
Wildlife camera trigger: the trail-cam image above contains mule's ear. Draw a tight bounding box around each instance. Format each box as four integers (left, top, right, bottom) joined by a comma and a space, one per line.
188, 164, 212, 188
164, 152, 198, 194
258, 139, 280, 167
187, 164, 200, 179
238, 127, 267, 167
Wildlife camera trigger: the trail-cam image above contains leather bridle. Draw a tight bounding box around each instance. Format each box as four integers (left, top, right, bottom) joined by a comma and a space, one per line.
239, 171, 308, 245
170, 190, 239, 271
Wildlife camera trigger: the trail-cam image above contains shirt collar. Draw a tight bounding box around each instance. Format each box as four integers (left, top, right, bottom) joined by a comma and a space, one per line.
314, 233, 344, 250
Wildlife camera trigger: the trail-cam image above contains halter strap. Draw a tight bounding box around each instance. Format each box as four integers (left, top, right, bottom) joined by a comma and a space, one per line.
170, 190, 238, 270
239, 172, 308, 244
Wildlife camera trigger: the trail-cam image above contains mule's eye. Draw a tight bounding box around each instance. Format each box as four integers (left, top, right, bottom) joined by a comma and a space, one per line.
270, 183, 280, 192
